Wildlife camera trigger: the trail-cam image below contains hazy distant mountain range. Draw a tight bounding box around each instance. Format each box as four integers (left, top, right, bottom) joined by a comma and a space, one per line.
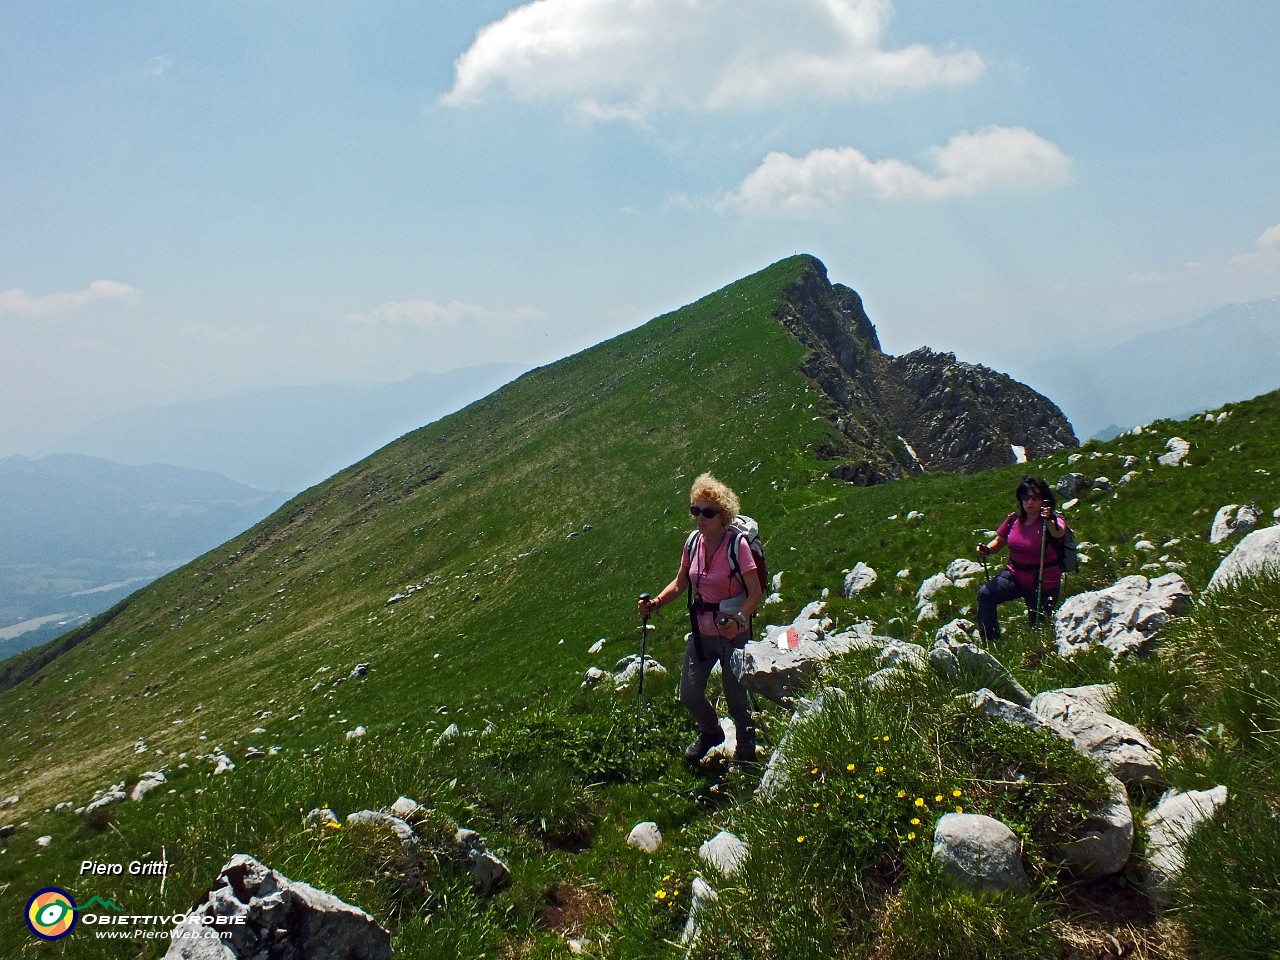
0, 454, 290, 659
44, 363, 527, 491
1029, 297, 1280, 439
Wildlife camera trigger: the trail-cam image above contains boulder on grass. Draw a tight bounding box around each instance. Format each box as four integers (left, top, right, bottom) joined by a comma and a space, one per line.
163, 854, 391, 960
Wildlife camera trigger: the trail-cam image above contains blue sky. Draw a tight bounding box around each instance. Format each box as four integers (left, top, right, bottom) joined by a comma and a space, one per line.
3, 1, 1278, 453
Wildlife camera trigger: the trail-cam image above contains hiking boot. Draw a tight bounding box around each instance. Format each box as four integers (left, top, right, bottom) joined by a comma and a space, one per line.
684, 730, 725, 762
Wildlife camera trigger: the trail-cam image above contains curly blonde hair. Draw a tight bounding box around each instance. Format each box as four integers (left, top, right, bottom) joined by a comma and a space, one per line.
690, 473, 740, 520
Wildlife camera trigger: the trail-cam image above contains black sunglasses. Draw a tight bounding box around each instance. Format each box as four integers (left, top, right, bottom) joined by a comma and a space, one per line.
690, 505, 719, 519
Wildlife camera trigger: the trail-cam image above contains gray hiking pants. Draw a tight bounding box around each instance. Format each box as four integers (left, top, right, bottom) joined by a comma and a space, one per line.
679, 633, 752, 739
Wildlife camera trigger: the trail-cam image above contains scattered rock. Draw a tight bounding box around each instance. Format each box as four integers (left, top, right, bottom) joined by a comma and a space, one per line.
1031, 690, 1163, 787
1057, 775, 1134, 880
1055, 573, 1191, 661
455, 828, 511, 895
347, 810, 420, 873
130, 771, 167, 802
613, 654, 667, 687
1207, 525, 1280, 592
680, 876, 718, 948
842, 562, 878, 597
307, 807, 340, 828
390, 796, 422, 820
626, 822, 663, 854
1141, 786, 1230, 908
932, 640, 1032, 706
958, 689, 1074, 743
932, 813, 1030, 895
81, 784, 128, 821
1056, 473, 1090, 499
163, 854, 392, 959
699, 830, 749, 878
1157, 437, 1190, 467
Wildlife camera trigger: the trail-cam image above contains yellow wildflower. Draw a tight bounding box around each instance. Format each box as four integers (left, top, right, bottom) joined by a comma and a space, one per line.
915, 797, 926, 808
907, 832, 917, 841
655, 890, 667, 900
935, 795, 944, 803
797, 836, 806, 844
846, 763, 856, 771
952, 789, 962, 798
910, 818, 921, 826
897, 789, 907, 799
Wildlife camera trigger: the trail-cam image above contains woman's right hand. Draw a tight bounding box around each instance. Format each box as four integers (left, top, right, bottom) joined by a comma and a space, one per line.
637, 597, 657, 617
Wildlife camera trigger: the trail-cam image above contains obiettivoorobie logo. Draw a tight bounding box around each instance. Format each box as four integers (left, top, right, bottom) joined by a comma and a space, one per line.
25, 889, 122, 941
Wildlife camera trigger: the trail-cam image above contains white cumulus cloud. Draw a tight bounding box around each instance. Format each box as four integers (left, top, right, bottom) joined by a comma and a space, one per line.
441, 0, 984, 120
717, 126, 1073, 217
343, 299, 546, 329
0, 280, 138, 316
1256, 223, 1280, 249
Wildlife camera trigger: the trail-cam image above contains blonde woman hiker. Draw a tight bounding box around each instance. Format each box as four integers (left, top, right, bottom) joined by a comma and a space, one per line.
638, 474, 763, 764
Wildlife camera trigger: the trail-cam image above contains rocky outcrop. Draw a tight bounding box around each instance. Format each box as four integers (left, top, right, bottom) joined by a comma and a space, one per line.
1054, 573, 1191, 661
164, 854, 392, 960
773, 257, 1077, 480
1207, 524, 1280, 592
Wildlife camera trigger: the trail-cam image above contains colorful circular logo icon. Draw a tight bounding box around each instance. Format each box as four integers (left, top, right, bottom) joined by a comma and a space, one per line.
26, 888, 78, 941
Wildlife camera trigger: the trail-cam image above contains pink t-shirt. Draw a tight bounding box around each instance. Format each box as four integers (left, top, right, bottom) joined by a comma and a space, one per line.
684, 532, 757, 636
997, 513, 1063, 591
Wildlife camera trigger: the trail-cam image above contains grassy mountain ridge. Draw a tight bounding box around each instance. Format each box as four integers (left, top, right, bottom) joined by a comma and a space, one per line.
3, 254, 1278, 957
0, 254, 838, 814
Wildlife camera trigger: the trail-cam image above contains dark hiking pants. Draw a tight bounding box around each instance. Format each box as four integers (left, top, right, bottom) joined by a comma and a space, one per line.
679, 633, 752, 741
976, 569, 1058, 642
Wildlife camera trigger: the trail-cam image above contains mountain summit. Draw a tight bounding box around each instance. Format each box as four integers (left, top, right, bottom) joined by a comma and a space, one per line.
773, 257, 1076, 482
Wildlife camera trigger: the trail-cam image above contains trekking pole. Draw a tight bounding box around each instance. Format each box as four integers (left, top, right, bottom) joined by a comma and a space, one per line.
637, 594, 651, 701
1035, 516, 1048, 633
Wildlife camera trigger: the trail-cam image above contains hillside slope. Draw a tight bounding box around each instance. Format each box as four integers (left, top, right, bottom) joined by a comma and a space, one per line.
1, 254, 1067, 817
1, 258, 1277, 954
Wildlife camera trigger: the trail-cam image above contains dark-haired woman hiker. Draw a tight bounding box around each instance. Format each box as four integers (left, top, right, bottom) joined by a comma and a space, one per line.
975, 475, 1067, 643
638, 473, 762, 764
